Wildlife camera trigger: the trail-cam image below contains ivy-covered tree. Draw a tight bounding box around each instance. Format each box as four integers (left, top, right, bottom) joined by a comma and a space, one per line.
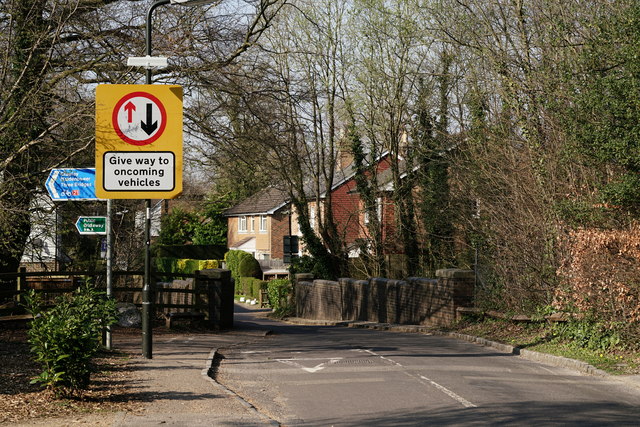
568, 2, 640, 214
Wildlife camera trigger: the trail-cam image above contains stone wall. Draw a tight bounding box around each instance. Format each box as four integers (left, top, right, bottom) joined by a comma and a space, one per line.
295, 269, 475, 327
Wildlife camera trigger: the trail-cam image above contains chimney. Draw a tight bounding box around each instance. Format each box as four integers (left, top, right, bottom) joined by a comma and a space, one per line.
337, 127, 353, 170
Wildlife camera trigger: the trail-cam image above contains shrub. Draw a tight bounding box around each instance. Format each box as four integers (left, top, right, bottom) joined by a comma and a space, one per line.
158, 208, 199, 245
155, 258, 220, 275
552, 320, 623, 352
237, 278, 267, 299
24, 284, 117, 395
267, 279, 294, 317
556, 224, 640, 324
238, 255, 261, 278
289, 255, 332, 280
198, 259, 219, 270
224, 250, 241, 281
225, 250, 261, 283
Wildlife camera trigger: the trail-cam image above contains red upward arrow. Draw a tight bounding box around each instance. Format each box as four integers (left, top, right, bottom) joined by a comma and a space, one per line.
124, 102, 136, 123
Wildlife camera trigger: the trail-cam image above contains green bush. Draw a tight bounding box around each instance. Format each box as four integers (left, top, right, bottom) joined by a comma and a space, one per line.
225, 250, 261, 283
198, 259, 219, 270
289, 255, 332, 280
237, 278, 267, 299
155, 258, 221, 275
158, 208, 199, 245
238, 255, 261, 278
224, 250, 241, 281
267, 279, 294, 317
552, 320, 623, 352
24, 284, 117, 395
155, 257, 176, 274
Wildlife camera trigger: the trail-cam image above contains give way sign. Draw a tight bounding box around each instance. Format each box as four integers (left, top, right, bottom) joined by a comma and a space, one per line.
95, 84, 183, 200
112, 91, 167, 146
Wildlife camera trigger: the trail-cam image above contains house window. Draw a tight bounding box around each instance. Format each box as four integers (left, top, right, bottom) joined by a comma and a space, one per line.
364, 198, 382, 224
239, 216, 247, 232
260, 215, 268, 232
310, 208, 316, 230
249, 216, 255, 232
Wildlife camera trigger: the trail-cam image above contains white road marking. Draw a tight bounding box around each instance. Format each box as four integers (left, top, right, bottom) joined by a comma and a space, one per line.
419, 375, 477, 408
358, 348, 478, 408
276, 357, 343, 373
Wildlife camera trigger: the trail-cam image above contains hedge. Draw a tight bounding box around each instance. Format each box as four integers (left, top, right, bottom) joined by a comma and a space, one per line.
224, 250, 261, 283
237, 277, 267, 299
267, 278, 293, 316
155, 257, 220, 275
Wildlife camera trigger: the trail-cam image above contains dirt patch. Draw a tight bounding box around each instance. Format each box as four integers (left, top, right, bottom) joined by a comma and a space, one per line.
0, 323, 147, 425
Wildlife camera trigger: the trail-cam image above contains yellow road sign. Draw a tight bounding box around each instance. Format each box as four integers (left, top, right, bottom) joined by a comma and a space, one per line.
95, 84, 183, 199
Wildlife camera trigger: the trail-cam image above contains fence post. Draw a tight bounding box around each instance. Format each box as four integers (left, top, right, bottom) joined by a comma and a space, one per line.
199, 269, 233, 329
16, 266, 27, 303
194, 270, 202, 312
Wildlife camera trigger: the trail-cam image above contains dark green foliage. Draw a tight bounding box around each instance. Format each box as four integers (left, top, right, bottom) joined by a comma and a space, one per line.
238, 277, 266, 298
288, 255, 333, 280
238, 255, 261, 278
193, 199, 229, 245
413, 75, 455, 276
158, 204, 228, 246
568, 3, 640, 213
224, 250, 261, 283
348, 122, 386, 277
24, 284, 117, 395
155, 257, 176, 274
290, 198, 342, 280
553, 320, 622, 352
158, 208, 199, 245
267, 278, 293, 317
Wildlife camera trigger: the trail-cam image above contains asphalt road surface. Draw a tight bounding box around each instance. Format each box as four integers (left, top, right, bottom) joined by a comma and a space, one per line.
215, 306, 640, 426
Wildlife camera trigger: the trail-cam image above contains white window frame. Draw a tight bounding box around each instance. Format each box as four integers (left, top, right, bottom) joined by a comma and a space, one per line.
259, 215, 268, 232
310, 208, 316, 230
239, 215, 247, 232
364, 197, 382, 224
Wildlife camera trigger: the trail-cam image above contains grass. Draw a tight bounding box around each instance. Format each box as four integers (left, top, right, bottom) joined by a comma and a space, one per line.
452, 317, 640, 375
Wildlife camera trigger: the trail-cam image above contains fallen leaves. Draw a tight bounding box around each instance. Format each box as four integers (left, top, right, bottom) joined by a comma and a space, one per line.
0, 327, 144, 424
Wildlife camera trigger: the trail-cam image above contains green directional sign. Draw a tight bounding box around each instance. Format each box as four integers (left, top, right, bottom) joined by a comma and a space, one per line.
76, 216, 107, 235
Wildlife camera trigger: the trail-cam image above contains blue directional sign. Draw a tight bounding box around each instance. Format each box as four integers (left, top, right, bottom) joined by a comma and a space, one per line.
45, 168, 97, 201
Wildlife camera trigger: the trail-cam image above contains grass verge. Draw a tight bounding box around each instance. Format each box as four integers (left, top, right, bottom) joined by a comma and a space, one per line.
452, 318, 640, 375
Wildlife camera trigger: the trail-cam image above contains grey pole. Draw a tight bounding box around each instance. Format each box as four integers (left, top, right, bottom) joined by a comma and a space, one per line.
142, 0, 170, 360
106, 199, 113, 350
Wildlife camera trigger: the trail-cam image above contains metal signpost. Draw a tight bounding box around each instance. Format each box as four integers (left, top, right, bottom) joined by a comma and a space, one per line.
44, 168, 115, 349
96, 0, 211, 359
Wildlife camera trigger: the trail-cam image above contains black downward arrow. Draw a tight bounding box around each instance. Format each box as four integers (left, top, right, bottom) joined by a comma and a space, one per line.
140, 103, 158, 135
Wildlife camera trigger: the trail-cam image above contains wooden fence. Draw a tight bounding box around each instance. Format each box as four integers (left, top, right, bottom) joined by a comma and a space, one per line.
0, 267, 234, 329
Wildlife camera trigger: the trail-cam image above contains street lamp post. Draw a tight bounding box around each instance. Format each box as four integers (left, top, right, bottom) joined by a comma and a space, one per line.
140, 0, 214, 359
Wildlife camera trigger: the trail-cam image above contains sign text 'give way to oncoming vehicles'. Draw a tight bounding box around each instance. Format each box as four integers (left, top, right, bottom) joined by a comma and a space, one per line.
95, 84, 183, 199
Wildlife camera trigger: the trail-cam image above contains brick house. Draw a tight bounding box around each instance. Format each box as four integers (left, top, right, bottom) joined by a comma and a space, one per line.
223, 152, 403, 265
223, 187, 296, 263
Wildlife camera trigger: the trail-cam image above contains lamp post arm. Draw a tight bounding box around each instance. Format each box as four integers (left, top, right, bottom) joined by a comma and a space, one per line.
146, 0, 171, 84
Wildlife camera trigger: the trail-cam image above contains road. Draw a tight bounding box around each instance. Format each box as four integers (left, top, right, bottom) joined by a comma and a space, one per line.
215, 305, 640, 426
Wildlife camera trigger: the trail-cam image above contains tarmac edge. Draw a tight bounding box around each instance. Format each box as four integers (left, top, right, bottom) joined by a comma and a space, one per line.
202, 348, 280, 427
284, 317, 640, 391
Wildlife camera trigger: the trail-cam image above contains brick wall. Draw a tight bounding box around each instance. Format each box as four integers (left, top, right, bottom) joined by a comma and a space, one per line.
295, 269, 475, 327
270, 210, 290, 260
